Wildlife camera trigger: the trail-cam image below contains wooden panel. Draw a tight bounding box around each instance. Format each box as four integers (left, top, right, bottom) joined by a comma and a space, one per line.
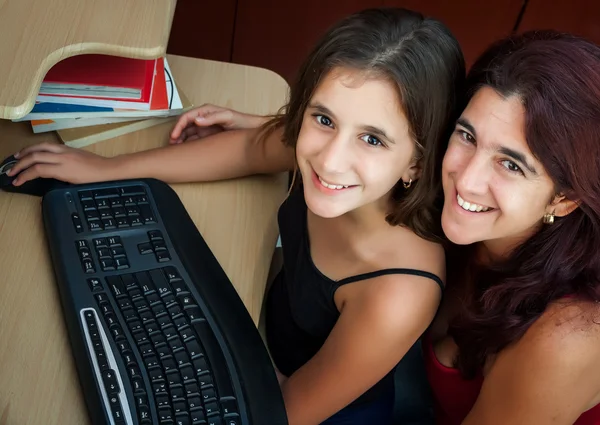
167, 0, 237, 62
0, 0, 176, 120
232, 0, 382, 83
517, 0, 600, 45
384, 0, 524, 68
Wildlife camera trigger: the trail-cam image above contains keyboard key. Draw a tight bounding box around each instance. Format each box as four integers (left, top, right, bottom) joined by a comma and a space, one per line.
138, 242, 153, 255
110, 246, 126, 257
121, 308, 137, 322
121, 274, 137, 289
110, 198, 124, 208
116, 217, 129, 228
174, 350, 190, 367
71, 213, 83, 233
186, 308, 205, 323
193, 321, 236, 399
79, 190, 93, 200
93, 188, 119, 198
82, 199, 96, 210
107, 236, 122, 247
82, 258, 95, 274
144, 355, 160, 369
87, 278, 102, 292
102, 218, 116, 230
115, 257, 129, 270
101, 369, 120, 394
159, 407, 173, 423
96, 199, 110, 209
100, 258, 115, 271
93, 238, 108, 249
130, 216, 143, 226
148, 230, 164, 241
89, 221, 102, 231
153, 240, 167, 251
136, 195, 149, 204
121, 185, 146, 196
99, 209, 112, 219
156, 394, 170, 408
140, 204, 156, 224
167, 370, 183, 387
106, 276, 126, 298
207, 416, 223, 425
149, 269, 174, 296
139, 406, 151, 422
123, 196, 137, 206
79, 247, 91, 260
204, 401, 219, 416
202, 387, 216, 401
184, 382, 199, 397
190, 407, 206, 423
85, 209, 100, 220
156, 250, 171, 262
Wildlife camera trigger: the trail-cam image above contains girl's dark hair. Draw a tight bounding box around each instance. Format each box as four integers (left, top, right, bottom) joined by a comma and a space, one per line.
449, 30, 600, 378
262, 7, 465, 241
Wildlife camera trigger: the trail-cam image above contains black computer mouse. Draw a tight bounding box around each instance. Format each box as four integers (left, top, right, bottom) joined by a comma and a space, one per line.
0, 154, 71, 197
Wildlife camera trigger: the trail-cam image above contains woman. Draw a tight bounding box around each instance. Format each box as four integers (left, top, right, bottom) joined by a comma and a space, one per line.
426, 30, 600, 424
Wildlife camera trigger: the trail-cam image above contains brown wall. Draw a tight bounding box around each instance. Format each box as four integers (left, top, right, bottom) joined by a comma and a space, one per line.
167, 0, 600, 83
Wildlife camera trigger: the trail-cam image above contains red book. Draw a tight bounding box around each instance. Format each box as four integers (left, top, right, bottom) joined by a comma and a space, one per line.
40, 54, 156, 102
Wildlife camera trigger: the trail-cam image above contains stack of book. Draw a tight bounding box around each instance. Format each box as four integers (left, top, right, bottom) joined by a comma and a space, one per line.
16, 54, 192, 148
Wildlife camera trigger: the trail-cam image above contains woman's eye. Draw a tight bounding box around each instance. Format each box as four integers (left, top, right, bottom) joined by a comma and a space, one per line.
500, 160, 523, 174
315, 115, 333, 127
360, 134, 383, 146
458, 130, 475, 144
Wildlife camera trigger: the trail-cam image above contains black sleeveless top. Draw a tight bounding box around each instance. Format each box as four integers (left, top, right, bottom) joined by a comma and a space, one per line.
265, 187, 444, 408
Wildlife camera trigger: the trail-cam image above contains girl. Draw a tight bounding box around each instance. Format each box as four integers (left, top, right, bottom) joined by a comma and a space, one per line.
10, 8, 465, 424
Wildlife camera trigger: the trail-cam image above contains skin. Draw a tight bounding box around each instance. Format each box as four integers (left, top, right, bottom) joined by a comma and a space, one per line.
10, 67, 445, 425
432, 87, 600, 424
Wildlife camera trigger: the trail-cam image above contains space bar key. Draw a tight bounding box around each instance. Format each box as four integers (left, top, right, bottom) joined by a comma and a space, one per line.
192, 321, 235, 399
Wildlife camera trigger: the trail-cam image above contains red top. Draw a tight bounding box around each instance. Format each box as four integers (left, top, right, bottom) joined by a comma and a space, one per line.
423, 336, 600, 424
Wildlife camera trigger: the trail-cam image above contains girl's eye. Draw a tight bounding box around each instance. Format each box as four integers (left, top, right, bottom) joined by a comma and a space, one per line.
458, 130, 475, 144
500, 160, 523, 175
360, 134, 383, 147
315, 115, 333, 127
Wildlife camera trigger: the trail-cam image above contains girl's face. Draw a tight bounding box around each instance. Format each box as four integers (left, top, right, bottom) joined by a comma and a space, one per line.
295, 67, 418, 219
441, 87, 558, 253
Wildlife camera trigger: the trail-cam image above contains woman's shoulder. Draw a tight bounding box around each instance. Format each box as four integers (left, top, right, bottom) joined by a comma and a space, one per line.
515, 297, 600, 369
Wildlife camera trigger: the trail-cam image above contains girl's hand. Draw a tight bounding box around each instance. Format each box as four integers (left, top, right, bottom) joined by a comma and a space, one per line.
169, 104, 269, 144
9, 142, 114, 185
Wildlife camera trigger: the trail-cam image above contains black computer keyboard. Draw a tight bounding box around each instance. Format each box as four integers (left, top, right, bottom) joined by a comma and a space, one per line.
41, 178, 287, 425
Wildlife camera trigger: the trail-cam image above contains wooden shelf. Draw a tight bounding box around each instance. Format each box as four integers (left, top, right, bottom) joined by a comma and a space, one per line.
0, 0, 177, 120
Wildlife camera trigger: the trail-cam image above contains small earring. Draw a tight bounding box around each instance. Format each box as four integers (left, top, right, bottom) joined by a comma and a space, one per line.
403, 178, 412, 189
543, 210, 555, 224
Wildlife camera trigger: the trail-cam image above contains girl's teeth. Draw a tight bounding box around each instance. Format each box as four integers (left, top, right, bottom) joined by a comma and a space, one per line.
319, 176, 348, 190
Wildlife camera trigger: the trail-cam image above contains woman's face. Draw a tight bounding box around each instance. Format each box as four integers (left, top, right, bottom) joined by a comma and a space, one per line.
441, 87, 558, 253
295, 67, 417, 219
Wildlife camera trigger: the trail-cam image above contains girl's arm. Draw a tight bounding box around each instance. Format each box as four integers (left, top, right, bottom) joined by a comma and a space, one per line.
461, 300, 600, 425
9, 124, 294, 186
280, 272, 443, 425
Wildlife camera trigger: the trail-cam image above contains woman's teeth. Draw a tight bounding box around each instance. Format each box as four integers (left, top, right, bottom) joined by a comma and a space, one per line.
319, 176, 348, 190
457, 193, 490, 212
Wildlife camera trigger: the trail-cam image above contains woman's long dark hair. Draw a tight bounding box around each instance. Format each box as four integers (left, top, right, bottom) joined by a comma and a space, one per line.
448, 30, 600, 378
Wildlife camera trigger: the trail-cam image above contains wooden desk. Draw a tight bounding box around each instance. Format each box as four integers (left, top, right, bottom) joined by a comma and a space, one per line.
0, 54, 289, 425
0, 0, 177, 119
